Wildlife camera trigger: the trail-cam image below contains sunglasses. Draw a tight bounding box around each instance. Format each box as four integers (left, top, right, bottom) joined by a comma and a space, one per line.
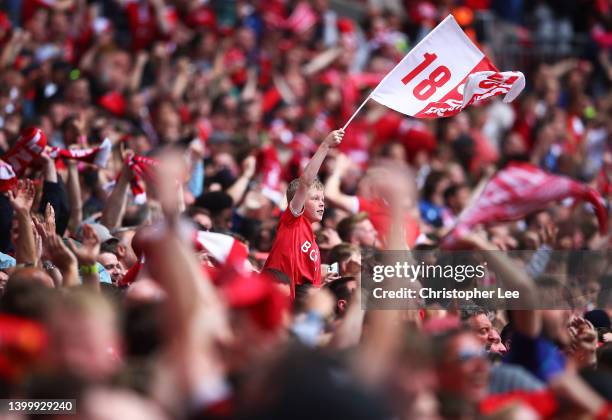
196, 223, 211, 232
456, 347, 488, 363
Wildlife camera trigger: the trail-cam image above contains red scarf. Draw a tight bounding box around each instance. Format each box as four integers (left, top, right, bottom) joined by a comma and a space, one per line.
1, 127, 111, 176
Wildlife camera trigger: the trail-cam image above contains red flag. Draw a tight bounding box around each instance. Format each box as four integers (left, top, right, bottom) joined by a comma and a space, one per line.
286, 2, 318, 34
443, 162, 608, 248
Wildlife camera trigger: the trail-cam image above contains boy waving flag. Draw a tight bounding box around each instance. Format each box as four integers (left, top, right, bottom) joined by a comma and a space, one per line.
263, 129, 345, 299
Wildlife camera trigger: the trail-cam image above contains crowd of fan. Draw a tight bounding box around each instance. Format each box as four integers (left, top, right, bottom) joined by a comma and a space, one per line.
0, 0, 611, 419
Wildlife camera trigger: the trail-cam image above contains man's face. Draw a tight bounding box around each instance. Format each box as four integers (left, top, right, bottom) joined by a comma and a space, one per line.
340, 251, 361, 276
353, 219, 378, 247
468, 313, 492, 346
193, 213, 213, 231
48, 308, 120, 381
542, 309, 572, 348
98, 253, 125, 284
304, 188, 325, 223
214, 208, 233, 230
489, 329, 507, 355
533, 212, 553, 231
437, 333, 489, 403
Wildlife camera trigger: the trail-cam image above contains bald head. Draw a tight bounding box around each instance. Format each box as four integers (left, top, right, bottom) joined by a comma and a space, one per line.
9, 267, 55, 288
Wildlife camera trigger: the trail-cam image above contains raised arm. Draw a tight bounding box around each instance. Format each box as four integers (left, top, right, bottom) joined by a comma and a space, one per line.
227, 155, 256, 205
143, 153, 230, 407
66, 160, 83, 233
100, 162, 132, 230
67, 224, 101, 291
290, 129, 344, 214
352, 171, 411, 385
8, 180, 37, 266
38, 153, 70, 236
324, 153, 357, 213
460, 232, 541, 338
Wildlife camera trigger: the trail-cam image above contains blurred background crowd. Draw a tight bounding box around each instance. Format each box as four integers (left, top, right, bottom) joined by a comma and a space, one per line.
0, 0, 612, 419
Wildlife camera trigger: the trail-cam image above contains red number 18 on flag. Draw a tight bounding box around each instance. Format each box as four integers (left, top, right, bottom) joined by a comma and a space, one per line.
401, 52, 452, 101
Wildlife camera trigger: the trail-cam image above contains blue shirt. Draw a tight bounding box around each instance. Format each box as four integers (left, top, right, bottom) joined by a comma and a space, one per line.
0, 252, 16, 270
503, 331, 565, 382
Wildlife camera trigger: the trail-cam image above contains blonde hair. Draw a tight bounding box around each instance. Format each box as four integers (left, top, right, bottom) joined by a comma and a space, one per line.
286, 178, 324, 203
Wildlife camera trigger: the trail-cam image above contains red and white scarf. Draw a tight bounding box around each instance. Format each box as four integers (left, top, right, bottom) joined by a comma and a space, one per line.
1, 127, 111, 176
126, 155, 159, 204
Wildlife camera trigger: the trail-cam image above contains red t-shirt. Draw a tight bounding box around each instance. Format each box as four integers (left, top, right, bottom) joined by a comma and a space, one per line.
357, 196, 420, 247
263, 209, 321, 299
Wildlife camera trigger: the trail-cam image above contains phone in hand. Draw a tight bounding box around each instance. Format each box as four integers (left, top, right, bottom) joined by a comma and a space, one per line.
330, 262, 339, 274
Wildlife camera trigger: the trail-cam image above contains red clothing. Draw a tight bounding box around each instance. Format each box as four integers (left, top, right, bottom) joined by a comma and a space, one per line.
263, 209, 321, 299
357, 196, 420, 247
480, 390, 557, 418
481, 389, 612, 419
125, 1, 176, 50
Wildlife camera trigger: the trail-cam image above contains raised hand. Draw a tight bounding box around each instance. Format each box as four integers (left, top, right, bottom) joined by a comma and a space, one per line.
539, 224, 558, 248
72, 114, 87, 137
8, 179, 35, 214
46, 232, 77, 270
334, 153, 351, 175
154, 151, 188, 223
67, 224, 101, 266
43, 203, 56, 234
323, 129, 345, 148
567, 316, 597, 366
241, 155, 257, 179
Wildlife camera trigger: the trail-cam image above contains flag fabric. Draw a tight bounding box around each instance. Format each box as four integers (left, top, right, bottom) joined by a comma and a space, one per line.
369, 15, 525, 118
0, 160, 17, 192
286, 2, 318, 34
442, 162, 608, 248
194, 230, 249, 269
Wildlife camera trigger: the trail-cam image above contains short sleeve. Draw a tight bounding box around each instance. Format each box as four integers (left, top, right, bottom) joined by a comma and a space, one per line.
357, 196, 373, 214
280, 206, 302, 226
288, 200, 305, 218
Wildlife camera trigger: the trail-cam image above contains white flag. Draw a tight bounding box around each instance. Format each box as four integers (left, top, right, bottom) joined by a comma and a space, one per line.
369, 15, 525, 118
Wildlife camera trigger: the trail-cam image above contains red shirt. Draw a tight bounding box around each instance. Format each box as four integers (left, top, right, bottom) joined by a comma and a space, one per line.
263, 209, 321, 299
357, 196, 420, 247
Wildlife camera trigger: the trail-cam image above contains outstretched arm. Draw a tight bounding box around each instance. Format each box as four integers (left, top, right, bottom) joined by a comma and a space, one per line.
324, 153, 358, 213
101, 162, 132, 230
290, 129, 344, 214
460, 232, 541, 338
143, 153, 230, 409
8, 180, 37, 266
227, 156, 256, 205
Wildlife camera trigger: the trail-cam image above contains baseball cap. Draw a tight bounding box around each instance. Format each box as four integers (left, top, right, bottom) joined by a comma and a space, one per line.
76, 223, 114, 243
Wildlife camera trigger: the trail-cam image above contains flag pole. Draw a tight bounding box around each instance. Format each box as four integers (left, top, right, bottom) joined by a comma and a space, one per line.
342, 96, 370, 130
